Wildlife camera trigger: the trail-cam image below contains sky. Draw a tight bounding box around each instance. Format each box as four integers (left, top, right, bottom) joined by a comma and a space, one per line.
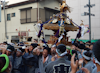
1, 0, 27, 5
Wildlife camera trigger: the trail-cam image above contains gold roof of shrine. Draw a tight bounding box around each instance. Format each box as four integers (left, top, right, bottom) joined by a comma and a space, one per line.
43, 24, 78, 31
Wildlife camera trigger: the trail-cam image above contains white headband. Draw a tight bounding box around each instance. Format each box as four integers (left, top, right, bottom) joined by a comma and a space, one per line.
22, 46, 26, 49
95, 58, 100, 65
56, 49, 67, 57
7, 49, 12, 52
52, 45, 56, 48
82, 51, 91, 60
17, 49, 22, 53
43, 44, 47, 47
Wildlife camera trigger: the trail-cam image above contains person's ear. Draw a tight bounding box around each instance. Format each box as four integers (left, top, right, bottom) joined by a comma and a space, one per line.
93, 57, 95, 64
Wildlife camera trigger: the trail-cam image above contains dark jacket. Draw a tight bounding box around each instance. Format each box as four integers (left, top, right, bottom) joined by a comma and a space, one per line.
22, 53, 38, 73
45, 57, 71, 73
38, 55, 52, 73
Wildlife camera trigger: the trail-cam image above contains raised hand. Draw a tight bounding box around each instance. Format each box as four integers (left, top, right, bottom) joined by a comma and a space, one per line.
71, 54, 78, 73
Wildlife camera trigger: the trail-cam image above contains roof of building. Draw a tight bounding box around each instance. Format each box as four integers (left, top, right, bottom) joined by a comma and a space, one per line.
6, 0, 37, 8
3, 0, 62, 9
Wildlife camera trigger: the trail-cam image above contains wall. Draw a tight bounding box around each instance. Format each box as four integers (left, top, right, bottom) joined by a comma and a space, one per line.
38, 0, 59, 36
0, 0, 60, 43
39, 0, 60, 10
66, 0, 100, 40
0, 3, 38, 43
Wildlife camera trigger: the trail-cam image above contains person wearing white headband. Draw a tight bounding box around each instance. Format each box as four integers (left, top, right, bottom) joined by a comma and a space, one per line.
45, 44, 71, 73
82, 50, 95, 73
13, 49, 22, 73
92, 40, 100, 73
76, 50, 95, 73
6, 45, 14, 71
51, 45, 57, 56
69, 40, 100, 73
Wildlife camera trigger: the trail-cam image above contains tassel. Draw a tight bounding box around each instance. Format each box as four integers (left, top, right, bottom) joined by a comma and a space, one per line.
55, 30, 59, 38
42, 38, 47, 44
58, 35, 63, 42
38, 30, 41, 38
76, 27, 81, 39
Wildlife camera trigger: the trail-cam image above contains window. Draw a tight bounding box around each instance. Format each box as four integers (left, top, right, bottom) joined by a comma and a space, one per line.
20, 9, 31, 24
45, 10, 53, 21
11, 36, 19, 43
7, 14, 11, 21
12, 13, 15, 17
45, 7, 60, 21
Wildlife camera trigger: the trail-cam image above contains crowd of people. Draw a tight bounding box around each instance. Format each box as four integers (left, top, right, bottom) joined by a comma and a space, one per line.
0, 39, 100, 73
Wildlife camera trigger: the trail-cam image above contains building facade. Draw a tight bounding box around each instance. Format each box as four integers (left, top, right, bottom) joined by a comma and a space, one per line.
0, 0, 61, 43
66, 0, 100, 40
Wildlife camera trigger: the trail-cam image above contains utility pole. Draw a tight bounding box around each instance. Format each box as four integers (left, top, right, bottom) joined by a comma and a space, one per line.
3, 0, 7, 40
89, 0, 91, 42
0, 1, 1, 22
0, 0, 9, 42
82, 0, 95, 42
1, 0, 9, 40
